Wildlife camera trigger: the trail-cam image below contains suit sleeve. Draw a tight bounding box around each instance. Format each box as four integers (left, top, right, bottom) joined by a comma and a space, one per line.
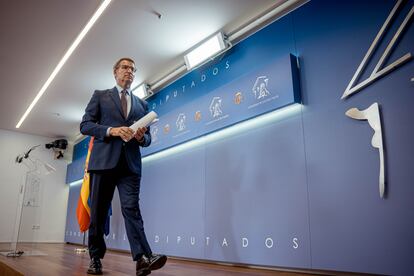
80, 91, 110, 140
138, 100, 152, 147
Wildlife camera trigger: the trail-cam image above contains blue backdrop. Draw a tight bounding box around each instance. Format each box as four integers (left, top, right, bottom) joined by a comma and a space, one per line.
65, 1, 414, 275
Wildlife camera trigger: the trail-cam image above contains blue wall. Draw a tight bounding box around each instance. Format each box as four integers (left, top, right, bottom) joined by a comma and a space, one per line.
294, 1, 414, 274
65, 1, 414, 274
66, 136, 90, 183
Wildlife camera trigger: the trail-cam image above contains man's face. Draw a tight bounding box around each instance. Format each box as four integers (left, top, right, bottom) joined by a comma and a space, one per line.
114, 60, 136, 89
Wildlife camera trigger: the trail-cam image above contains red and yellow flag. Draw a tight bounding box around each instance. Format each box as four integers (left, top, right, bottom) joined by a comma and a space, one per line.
76, 137, 94, 232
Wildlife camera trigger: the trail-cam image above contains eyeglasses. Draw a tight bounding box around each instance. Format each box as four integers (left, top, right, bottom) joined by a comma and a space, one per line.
118, 65, 137, 73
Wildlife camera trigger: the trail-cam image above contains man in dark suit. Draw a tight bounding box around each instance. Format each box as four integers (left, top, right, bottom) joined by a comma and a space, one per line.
80, 58, 167, 276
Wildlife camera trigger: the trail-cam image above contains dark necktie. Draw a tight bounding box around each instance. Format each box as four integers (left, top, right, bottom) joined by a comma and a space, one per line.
120, 90, 128, 118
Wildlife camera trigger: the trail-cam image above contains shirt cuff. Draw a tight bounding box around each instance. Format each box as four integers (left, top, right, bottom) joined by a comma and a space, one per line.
106, 127, 112, 137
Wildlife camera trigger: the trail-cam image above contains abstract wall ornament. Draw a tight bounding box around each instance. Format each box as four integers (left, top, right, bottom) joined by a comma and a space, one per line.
342, 0, 413, 99
346, 103, 385, 198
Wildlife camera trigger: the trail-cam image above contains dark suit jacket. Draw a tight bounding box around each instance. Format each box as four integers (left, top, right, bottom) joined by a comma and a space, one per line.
80, 87, 151, 176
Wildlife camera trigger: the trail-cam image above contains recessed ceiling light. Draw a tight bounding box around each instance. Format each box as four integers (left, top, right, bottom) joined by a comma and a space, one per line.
15, 0, 112, 129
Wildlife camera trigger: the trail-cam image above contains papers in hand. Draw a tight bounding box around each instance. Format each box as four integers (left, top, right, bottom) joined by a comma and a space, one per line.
129, 111, 158, 132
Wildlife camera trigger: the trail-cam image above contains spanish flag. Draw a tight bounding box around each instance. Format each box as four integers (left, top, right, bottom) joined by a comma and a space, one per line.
76, 137, 94, 232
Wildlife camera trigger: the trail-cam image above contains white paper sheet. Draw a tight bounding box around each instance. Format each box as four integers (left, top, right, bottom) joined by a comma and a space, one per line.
129, 111, 158, 132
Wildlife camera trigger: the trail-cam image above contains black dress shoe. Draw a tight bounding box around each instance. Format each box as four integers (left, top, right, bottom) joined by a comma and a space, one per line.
136, 257, 151, 276
87, 257, 103, 275
136, 254, 167, 275
136, 269, 151, 276
147, 254, 167, 271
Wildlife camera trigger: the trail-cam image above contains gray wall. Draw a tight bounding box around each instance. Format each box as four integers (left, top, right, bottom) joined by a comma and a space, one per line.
0, 129, 68, 243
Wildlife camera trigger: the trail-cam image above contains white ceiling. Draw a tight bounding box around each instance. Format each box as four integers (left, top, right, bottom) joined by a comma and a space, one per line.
0, 0, 288, 141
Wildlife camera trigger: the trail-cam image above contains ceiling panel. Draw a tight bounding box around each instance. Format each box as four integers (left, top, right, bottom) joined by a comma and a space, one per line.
0, 0, 286, 139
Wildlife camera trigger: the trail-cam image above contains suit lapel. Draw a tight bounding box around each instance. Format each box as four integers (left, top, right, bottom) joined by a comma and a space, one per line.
109, 87, 124, 117
128, 93, 145, 120
127, 93, 135, 120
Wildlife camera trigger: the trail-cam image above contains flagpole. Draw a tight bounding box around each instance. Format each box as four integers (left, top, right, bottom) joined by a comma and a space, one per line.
74, 232, 88, 253
75, 137, 94, 254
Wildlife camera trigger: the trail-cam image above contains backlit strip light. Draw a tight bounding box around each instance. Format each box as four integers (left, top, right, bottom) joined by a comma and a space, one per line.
142, 103, 302, 163
16, 0, 112, 128
69, 179, 83, 187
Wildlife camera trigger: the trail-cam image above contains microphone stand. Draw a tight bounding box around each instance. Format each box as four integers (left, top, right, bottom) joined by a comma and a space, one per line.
74, 232, 88, 253
0, 146, 52, 257
0, 160, 37, 256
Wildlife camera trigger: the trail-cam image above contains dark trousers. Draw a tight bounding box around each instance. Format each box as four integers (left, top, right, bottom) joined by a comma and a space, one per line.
88, 150, 152, 261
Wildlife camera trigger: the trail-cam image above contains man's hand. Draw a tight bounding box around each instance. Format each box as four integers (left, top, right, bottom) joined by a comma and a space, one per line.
134, 127, 147, 143
110, 127, 135, 142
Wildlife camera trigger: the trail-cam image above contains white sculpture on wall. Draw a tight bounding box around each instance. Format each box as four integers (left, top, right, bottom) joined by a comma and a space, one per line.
341, 0, 413, 99
342, 1, 413, 199
346, 103, 385, 198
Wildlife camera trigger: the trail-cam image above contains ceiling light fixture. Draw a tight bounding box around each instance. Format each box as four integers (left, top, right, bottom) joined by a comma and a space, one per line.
184, 32, 228, 70
15, 0, 112, 129
150, 0, 307, 91
133, 83, 149, 99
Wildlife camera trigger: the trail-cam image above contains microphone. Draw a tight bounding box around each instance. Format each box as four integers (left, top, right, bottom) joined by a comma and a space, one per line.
23, 145, 40, 159
15, 155, 24, 163
15, 144, 40, 163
